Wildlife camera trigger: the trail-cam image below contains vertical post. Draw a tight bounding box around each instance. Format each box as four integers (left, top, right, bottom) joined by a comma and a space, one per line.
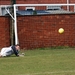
14, 5, 18, 45
10, 0, 16, 45
74, 5, 75, 12
13, 0, 16, 4
67, 0, 69, 11
10, 0, 15, 45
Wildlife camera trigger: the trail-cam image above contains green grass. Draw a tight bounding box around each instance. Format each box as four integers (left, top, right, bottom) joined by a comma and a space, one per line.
0, 47, 75, 75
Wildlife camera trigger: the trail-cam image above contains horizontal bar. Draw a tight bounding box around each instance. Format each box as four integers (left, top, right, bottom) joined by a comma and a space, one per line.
14, 4, 75, 7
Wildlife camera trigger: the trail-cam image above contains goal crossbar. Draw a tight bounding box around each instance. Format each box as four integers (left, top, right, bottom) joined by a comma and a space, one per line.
14, 3, 75, 7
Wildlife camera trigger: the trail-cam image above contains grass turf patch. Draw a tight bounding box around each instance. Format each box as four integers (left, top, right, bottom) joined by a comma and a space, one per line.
0, 47, 75, 75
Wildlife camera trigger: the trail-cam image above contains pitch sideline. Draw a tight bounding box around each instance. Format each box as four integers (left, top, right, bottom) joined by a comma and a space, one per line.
19, 70, 75, 75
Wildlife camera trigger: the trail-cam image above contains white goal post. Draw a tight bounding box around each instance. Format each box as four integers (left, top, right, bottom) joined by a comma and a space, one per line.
13, 3, 75, 45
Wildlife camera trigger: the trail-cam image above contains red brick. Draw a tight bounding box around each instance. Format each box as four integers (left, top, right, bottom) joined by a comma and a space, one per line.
1, 13, 75, 49
17, 14, 75, 49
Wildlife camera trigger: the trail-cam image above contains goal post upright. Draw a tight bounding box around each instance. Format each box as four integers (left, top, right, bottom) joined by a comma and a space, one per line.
13, 4, 18, 45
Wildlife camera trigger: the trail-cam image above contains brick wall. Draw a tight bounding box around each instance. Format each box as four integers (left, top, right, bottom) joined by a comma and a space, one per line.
16, 0, 67, 4
0, 16, 10, 48
0, 0, 11, 5
0, 14, 75, 49
0, 0, 75, 49
0, 0, 75, 12
17, 14, 75, 49
1, 0, 75, 12
0, 0, 75, 5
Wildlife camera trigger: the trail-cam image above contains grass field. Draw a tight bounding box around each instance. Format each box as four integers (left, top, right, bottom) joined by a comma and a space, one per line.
0, 47, 75, 75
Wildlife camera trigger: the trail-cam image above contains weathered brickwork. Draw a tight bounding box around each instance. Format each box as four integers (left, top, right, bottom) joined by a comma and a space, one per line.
0, 16, 10, 48
0, 0, 75, 5
17, 14, 75, 49
0, 14, 75, 49
0, 0, 75, 49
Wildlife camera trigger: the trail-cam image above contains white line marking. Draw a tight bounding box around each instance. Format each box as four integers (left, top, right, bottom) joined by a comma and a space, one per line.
19, 70, 75, 75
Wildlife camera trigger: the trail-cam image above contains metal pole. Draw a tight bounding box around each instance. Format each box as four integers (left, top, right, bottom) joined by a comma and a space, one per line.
10, 0, 14, 45
67, 0, 69, 11
13, 0, 16, 4
10, 0, 16, 45
14, 5, 18, 45
74, 6, 75, 12
14, 4, 75, 7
